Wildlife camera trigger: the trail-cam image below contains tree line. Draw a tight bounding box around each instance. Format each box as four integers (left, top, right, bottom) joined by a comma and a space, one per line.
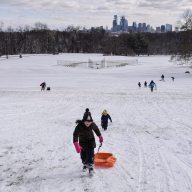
0, 28, 191, 55
0, 9, 191, 64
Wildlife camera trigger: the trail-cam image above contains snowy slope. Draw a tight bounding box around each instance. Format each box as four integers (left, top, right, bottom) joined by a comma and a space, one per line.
0, 54, 192, 192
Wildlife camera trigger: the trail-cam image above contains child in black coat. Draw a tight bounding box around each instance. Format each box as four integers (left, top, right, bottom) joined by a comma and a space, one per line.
101, 110, 112, 131
73, 112, 103, 172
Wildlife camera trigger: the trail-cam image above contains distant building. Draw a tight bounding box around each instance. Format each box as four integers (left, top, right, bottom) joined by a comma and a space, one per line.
112, 15, 118, 32
138, 23, 142, 32
110, 15, 173, 33
143, 23, 147, 32
146, 25, 151, 32
166, 24, 172, 32
161, 25, 166, 33
132, 22, 137, 32
120, 16, 128, 32
156, 27, 161, 33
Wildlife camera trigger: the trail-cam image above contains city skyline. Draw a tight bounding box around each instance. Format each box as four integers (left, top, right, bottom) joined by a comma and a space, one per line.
0, 0, 192, 30
111, 15, 173, 33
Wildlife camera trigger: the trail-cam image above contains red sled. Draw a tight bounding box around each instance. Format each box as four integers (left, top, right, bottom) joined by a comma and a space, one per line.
94, 152, 117, 167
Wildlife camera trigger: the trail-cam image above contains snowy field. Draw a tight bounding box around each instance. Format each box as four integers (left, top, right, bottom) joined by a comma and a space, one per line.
0, 53, 192, 192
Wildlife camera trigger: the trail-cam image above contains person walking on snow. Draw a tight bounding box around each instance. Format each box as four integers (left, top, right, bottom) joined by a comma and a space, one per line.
161, 74, 165, 81
40, 82, 46, 91
144, 81, 147, 87
101, 110, 112, 131
149, 80, 156, 92
73, 112, 103, 172
138, 82, 141, 88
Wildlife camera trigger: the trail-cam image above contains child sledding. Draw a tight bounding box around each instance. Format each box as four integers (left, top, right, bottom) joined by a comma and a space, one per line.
73, 109, 116, 176
73, 111, 103, 175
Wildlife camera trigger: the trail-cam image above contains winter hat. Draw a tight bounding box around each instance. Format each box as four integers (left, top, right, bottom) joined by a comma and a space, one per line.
82, 113, 93, 122
85, 108, 89, 112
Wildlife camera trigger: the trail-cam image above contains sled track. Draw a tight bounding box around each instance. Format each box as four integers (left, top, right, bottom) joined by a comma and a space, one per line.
115, 91, 192, 192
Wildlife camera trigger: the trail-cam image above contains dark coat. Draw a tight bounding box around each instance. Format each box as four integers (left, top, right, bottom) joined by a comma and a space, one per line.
149, 81, 156, 88
40, 82, 46, 88
101, 114, 112, 128
73, 121, 101, 149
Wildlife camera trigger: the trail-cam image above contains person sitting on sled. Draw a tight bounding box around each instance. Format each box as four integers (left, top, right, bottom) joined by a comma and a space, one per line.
101, 109, 112, 131
73, 112, 103, 172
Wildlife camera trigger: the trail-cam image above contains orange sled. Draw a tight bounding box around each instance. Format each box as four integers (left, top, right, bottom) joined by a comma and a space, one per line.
94, 152, 117, 167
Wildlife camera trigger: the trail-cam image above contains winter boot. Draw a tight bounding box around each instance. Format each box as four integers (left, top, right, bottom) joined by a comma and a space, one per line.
87, 164, 94, 175
82, 164, 87, 172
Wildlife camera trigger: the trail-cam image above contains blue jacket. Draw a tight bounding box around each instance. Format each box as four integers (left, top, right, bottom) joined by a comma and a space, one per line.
149, 81, 156, 88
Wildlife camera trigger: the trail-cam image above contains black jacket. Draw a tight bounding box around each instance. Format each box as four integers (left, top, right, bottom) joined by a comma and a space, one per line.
101, 114, 112, 127
73, 121, 101, 149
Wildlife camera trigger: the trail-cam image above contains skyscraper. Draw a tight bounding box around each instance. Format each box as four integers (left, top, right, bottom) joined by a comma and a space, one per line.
156, 27, 161, 33
146, 25, 151, 32
142, 23, 147, 32
120, 16, 128, 32
112, 15, 118, 32
161, 25, 166, 33
132, 22, 137, 32
166, 24, 172, 32
138, 23, 143, 32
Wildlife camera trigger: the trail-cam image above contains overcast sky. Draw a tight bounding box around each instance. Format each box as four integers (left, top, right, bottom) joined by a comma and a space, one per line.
0, 0, 192, 30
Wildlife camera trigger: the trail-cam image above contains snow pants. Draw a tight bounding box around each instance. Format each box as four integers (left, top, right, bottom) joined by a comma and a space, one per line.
102, 123, 108, 131
80, 147, 94, 165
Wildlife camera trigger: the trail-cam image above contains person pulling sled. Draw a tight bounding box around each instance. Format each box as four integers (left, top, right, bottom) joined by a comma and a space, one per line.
73, 111, 103, 175
40, 82, 46, 91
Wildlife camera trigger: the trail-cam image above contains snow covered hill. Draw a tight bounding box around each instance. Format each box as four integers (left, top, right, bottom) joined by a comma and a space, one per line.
0, 54, 192, 192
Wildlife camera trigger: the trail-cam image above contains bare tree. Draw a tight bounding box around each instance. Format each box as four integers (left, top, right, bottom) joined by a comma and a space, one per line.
181, 9, 192, 31
23, 25, 32, 32
6, 26, 14, 32
34, 22, 49, 31
171, 9, 192, 65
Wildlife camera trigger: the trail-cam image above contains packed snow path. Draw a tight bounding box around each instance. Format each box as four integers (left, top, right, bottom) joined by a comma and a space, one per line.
0, 54, 192, 192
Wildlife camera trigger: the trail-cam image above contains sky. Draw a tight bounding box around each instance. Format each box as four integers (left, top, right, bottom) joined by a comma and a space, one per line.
0, 0, 192, 30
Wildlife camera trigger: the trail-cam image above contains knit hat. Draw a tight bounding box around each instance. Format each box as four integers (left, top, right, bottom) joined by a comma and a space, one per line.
85, 108, 89, 112
82, 113, 93, 122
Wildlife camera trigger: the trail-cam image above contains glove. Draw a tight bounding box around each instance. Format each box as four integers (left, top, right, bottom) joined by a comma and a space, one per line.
73, 142, 82, 153
99, 135, 103, 143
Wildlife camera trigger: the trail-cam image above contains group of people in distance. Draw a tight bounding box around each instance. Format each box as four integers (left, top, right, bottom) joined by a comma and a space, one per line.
138, 80, 157, 92
138, 74, 175, 92
73, 108, 112, 173
161, 74, 175, 81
